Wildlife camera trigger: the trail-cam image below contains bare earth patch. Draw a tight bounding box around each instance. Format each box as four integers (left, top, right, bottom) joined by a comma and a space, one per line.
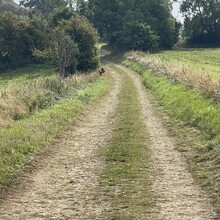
0, 72, 121, 220
117, 64, 218, 220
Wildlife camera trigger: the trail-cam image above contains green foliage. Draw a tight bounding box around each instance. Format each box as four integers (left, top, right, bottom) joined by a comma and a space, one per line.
0, 0, 27, 15
27, 16, 50, 51
62, 15, 99, 71
115, 22, 159, 51
0, 12, 31, 70
0, 12, 50, 71
50, 28, 79, 77
33, 28, 79, 77
20, 0, 67, 16
0, 4, 99, 74
180, 0, 220, 45
86, 0, 179, 49
52, 7, 75, 26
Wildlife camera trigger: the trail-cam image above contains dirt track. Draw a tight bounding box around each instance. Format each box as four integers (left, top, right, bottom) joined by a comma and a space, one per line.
0, 61, 218, 220
116, 64, 218, 220
0, 71, 121, 220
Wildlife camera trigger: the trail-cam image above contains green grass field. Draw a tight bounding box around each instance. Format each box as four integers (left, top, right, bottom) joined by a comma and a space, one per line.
150, 48, 220, 80
126, 49, 220, 102
0, 64, 55, 90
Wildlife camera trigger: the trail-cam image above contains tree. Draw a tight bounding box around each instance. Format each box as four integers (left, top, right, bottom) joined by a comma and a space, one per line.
85, 0, 179, 49
62, 15, 99, 71
0, 11, 51, 71
50, 28, 79, 77
33, 28, 79, 77
0, 0, 27, 15
0, 12, 31, 69
19, 0, 67, 16
180, 0, 220, 45
52, 7, 75, 26
115, 22, 159, 51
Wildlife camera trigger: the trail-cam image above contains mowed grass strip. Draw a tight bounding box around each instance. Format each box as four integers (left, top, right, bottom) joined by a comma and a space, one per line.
99, 65, 154, 219
123, 60, 220, 213
0, 75, 110, 190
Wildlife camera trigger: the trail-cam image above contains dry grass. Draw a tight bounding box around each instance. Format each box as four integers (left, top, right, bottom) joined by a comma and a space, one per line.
126, 51, 220, 102
0, 72, 100, 128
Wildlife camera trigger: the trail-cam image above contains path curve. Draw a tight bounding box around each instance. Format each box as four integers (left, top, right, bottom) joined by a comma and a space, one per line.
115, 64, 218, 220
0, 72, 121, 220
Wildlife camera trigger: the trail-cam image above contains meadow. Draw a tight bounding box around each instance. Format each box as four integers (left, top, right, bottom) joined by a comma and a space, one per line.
0, 65, 110, 189
150, 49, 220, 80
126, 49, 220, 102
124, 48, 220, 211
0, 65, 55, 89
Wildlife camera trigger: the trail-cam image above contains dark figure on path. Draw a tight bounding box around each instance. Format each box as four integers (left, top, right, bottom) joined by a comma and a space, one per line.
99, 67, 106, 76
101, 67, 105, 74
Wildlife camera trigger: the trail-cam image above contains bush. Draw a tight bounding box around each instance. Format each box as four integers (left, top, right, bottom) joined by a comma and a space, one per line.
62, 15, 99, 72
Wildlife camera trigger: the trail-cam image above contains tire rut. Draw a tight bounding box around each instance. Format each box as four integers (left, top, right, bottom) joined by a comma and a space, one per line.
0, 72, 122, 220
115, 64, 218, 220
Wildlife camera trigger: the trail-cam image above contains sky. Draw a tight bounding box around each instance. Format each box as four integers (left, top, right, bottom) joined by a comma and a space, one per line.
172, 2, 184, 23
13, 0, 184, 23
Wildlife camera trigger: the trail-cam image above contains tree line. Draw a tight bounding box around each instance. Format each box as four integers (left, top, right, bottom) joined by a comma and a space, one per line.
82, 0, 180, 50
0, 0, 219, 75
179, 0, 220, 46
0, 0, 99, 76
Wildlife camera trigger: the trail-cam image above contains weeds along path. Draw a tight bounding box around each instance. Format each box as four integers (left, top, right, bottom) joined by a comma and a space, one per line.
0, 72, 122, 220
114, 64, 218, 220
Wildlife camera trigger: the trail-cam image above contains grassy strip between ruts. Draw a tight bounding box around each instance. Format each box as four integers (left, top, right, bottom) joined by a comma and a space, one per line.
0, 75, 110, 190
99, 64, 154, 219
123, 59, 220, 213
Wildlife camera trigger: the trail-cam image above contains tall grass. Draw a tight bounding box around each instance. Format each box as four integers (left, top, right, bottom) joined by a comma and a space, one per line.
126, 51, 220, 102
0, 72, 100, 128
0, 64, 55, 89
149, 49, 220, 79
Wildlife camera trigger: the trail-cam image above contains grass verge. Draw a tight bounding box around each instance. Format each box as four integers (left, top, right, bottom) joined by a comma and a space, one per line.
99, 65, 154, 219
0, 66, 100, 127
0, 75, 110, 191
123, 59, 220, 213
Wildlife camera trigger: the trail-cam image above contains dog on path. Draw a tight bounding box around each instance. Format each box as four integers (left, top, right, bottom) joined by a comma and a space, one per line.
99, 67, 106, 76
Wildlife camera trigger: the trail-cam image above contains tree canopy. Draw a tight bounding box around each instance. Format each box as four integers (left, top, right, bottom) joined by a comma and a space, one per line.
180, 0, 220, 45
19, 0, 68, 16
83, 0, 179, 50
0, 1, 99, 75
